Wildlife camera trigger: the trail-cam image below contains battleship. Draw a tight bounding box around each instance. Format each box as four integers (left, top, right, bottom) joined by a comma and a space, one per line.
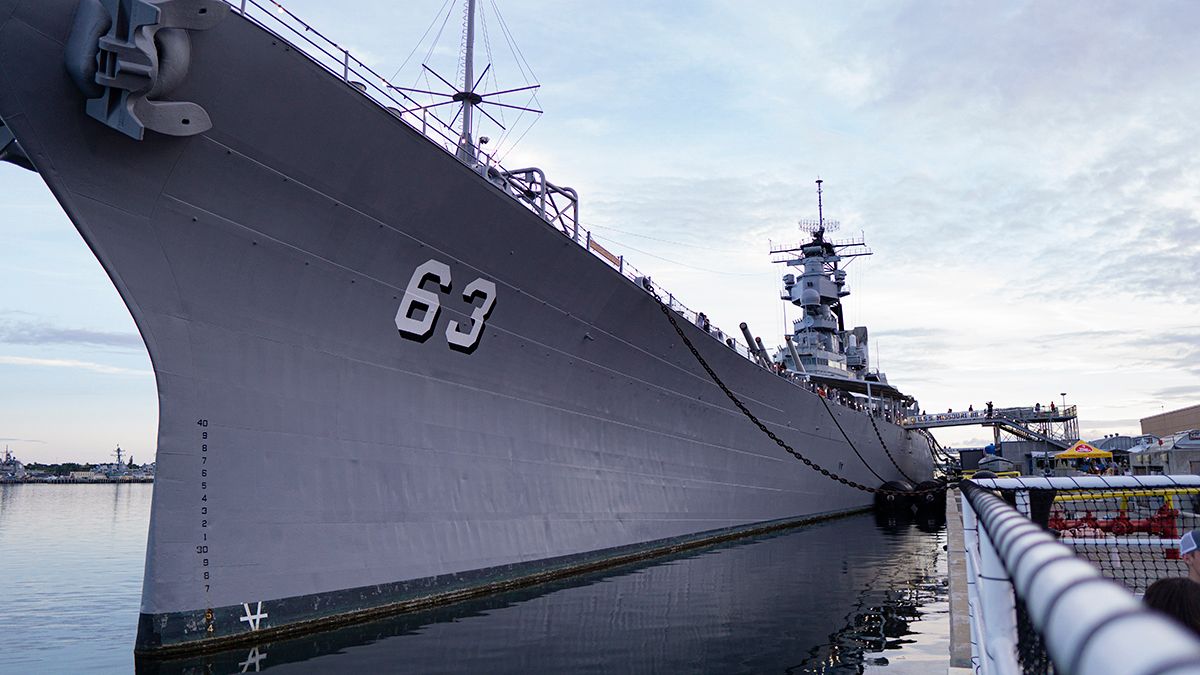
0, 0, 934, 654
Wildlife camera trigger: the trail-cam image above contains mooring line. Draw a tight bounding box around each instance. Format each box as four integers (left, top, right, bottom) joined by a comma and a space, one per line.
653, 297, 944, 495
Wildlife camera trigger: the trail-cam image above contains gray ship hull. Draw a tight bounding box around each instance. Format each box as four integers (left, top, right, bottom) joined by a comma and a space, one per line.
0, 0, 933, 654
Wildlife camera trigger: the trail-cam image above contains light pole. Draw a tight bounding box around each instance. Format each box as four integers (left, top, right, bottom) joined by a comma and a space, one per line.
1060, 392, 1067, 411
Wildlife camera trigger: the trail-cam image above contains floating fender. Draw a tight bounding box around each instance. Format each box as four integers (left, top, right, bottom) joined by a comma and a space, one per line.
971, 470, 998, 479
873, 480, 914, 515
913, 479, 948, 516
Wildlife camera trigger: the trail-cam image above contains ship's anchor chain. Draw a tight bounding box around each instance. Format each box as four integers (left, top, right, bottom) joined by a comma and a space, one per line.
65, 0, 229, 140
654, 297, 949, 497
865, 410, 917, 483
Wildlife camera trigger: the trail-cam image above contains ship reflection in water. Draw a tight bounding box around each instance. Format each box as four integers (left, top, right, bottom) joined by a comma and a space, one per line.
139, 513, 946, 674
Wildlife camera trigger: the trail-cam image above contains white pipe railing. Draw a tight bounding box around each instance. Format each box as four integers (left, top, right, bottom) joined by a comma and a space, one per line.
973, 475, 1200, 491
960, 480, 1200, 675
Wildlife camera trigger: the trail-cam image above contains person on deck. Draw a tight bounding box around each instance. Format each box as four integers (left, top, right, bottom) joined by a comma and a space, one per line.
1181, 530, 1200, 585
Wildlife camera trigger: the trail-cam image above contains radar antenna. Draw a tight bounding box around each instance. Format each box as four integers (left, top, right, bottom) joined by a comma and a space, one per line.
797, 179, 840, 235
390, 0, 544, 162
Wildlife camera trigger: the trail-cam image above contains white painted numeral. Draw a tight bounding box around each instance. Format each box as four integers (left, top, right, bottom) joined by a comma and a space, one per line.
446, 278, 497, 351
395, 259, 498, 352
395, 259, 452, 339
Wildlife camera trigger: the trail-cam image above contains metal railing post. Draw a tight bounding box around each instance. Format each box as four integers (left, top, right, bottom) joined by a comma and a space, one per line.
342, 49, 349, 81
536, 171, 546, 218
977, 516, 1021, 674
1015, 489, 1031, 517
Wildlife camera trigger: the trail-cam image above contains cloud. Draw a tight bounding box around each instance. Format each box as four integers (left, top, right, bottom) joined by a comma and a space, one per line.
0, 320, 142, 349
0, 437, 45, 444
1154, 385, 1200, 399
1031, 330, 1125, 346
1080, 418, 1142, 429
0, 355, 148, 375
874, 327, 945, 339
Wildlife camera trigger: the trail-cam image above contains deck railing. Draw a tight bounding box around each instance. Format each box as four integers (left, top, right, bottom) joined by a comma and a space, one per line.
224, 1, 783, 367
225, 1, 891, 399
904, 405, 1078, 428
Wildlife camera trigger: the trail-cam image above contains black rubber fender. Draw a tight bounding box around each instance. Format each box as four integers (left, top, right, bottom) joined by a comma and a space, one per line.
913, 479, 948, 516
874, 479, 914, 514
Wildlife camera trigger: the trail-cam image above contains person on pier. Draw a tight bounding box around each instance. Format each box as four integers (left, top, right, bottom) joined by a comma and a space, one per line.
1181, 530, 1200, 585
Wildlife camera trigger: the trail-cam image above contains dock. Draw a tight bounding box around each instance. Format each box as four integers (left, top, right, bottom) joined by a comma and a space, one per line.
947, 490, 972, 670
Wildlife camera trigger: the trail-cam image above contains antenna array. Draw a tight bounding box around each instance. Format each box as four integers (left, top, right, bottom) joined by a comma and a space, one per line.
798, 218, 840, 234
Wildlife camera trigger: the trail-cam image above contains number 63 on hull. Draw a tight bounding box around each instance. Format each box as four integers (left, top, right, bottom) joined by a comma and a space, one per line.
394, 259, 498, 353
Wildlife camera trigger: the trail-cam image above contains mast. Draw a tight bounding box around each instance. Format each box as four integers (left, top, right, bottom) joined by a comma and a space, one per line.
456, 0, 477, 161
394, 0, 544, 166
816, 178, 825, 236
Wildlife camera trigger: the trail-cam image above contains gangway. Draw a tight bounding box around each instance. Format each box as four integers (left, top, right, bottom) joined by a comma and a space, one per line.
904, 405, 1077, 450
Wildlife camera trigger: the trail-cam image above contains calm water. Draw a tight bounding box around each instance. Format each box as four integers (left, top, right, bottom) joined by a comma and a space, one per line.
0, 484, 946, 673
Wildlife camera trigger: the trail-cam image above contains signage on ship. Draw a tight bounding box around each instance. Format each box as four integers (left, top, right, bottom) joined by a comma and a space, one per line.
395, 258, 497, 353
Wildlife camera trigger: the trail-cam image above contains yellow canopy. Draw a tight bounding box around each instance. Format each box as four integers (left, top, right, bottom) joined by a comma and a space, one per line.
1055, 441, 1113, 460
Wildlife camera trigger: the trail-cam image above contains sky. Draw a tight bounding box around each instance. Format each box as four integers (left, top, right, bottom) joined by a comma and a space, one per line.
2, 0, 1197, 463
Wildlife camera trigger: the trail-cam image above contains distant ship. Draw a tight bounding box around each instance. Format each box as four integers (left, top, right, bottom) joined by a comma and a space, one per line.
1, 447, 26, 481
0, 0, 934, 654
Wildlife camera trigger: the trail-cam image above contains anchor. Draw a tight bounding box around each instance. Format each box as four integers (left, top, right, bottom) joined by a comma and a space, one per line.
65, 0, 228, 140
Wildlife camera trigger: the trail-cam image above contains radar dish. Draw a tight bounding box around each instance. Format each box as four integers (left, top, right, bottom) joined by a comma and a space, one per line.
798, 218, 840, 234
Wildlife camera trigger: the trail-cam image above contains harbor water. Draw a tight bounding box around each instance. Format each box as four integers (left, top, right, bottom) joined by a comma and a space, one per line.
1, 484, 947, 673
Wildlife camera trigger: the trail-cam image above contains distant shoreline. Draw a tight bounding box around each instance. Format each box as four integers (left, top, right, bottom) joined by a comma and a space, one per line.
1, 478, 153, 484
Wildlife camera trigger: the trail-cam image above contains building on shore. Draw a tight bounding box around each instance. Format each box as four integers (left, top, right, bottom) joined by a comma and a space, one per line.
1141, 403, 1200, 437
1130, 430, 1200, 475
